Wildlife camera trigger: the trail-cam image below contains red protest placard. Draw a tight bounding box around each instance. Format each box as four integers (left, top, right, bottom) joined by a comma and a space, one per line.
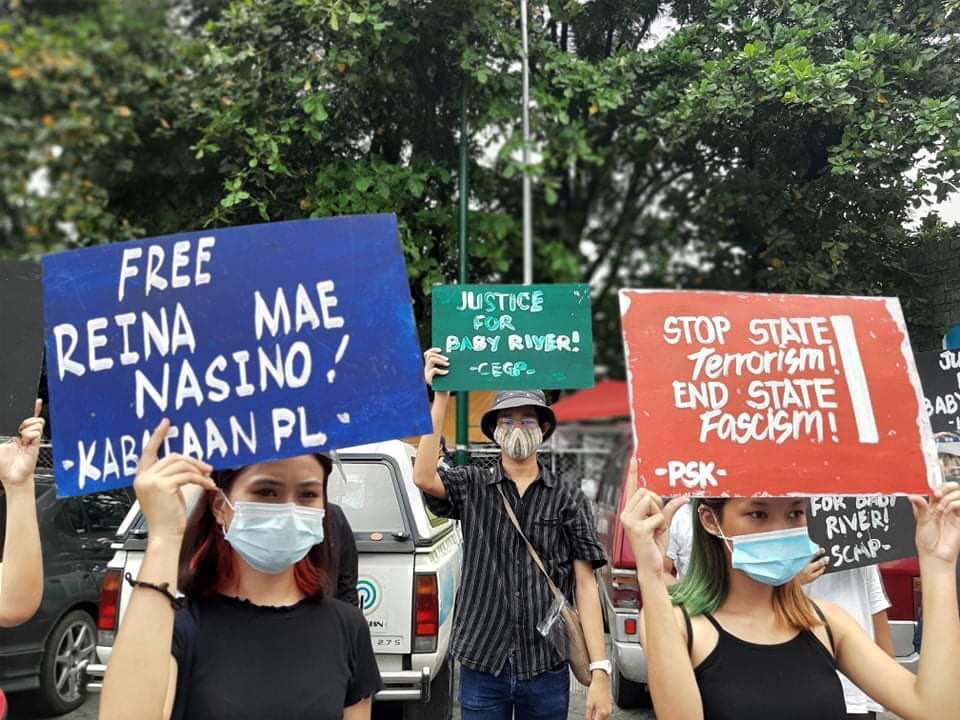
619, 290, 941, 496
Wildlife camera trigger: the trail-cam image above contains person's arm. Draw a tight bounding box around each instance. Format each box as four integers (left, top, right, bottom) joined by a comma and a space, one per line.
564, 485, 611, 719
664, 518, 680, 586
865, 564, 895, 657
662, 557, 679, 586
620, 459, 698, 720
0, 401, 45, 627
872, 610, 895, 657
100, 420, 215, 720
343, 697, 372, 720
831, 482, 960, 720
343, 604, 383, 717
333, 505, 359, 606
797, 549, 829, 586
574, 560, 611, 720
412, 348, 450, 500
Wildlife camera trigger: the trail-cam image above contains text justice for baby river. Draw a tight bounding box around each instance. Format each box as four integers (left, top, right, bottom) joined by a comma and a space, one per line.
42, 216, 431, 497
619, 291, 938, 497
431, 283, 594, 392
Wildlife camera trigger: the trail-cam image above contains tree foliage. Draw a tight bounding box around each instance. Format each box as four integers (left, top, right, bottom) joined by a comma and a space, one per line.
2, 0, 958, 372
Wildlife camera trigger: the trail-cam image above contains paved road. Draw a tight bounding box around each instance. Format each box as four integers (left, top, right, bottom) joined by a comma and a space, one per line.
7, 693, 100, 720
6, 676, 899, 720
6, 693, 98, 720
7, 689, 653, 720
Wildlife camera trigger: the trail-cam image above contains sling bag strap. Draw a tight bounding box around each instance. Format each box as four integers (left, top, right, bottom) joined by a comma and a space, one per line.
494, 477, 594, 687
494, 482, 566, 603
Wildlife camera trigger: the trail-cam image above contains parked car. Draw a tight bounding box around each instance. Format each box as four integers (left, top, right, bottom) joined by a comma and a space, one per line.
0, 468, 134, 715
595, 433, 927, 709
84, 440, 462, 720
879, 556, 921, 672
594, 437, 649, 708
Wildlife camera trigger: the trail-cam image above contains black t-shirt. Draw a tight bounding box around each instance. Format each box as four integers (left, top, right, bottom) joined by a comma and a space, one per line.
171, 594, 382, 720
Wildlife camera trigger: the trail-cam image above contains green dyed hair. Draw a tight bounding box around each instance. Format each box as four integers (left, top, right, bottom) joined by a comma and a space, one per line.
669, 498, 729, 616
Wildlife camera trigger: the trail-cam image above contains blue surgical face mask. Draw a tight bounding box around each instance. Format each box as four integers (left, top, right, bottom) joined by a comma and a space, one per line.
713, 519, 818, 586
220, 492, 326, 575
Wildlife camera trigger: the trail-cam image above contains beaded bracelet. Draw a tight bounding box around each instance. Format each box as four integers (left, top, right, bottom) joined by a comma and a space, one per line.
124, 572, 184, 610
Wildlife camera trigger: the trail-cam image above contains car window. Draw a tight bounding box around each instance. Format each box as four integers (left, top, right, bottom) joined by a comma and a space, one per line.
59, 497, 87, 533
327, 461, 405, 534
598, 441, 628, 511
81, 490, 134, 533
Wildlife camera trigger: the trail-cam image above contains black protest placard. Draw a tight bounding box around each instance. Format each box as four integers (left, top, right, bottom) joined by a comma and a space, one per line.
916, 349, 960, 434
0, 260, 44, 433
807, 495, 916, 572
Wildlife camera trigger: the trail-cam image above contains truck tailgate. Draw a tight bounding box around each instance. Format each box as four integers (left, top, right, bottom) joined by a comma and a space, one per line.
359, 554, 414, 654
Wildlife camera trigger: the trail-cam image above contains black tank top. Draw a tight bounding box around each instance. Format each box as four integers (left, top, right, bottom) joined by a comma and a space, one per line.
689, 610, 847, 720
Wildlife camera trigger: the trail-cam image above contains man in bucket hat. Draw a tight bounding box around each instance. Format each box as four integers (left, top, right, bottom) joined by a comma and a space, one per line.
935, 432, 960, 482
413, 348, 610, 720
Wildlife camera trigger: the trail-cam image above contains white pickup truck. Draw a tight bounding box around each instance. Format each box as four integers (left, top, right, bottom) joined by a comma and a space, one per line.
84, 440, 462, 720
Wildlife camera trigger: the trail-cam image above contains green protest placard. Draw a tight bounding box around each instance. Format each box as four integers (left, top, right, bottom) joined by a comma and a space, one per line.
431, 283, 594, 391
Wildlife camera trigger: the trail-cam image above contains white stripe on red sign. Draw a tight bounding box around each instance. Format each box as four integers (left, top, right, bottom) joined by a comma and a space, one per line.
831, 314, 879, 444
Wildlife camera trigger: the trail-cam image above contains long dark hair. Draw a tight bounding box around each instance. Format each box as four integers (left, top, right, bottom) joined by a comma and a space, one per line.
178, 454, 335, 601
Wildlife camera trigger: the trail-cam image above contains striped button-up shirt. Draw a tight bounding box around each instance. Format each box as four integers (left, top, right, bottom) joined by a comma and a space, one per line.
423, 460, 607, 680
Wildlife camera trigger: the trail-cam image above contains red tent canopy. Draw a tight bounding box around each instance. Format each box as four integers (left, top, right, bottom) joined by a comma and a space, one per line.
551, 380, 629, 423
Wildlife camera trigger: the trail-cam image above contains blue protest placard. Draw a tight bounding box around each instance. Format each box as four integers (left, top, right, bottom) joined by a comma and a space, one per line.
42, 215, 431, 497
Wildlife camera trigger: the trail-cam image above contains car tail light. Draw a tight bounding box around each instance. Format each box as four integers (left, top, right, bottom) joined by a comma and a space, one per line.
624, 618, 638, 637
611, 573, 640, 610
97, 568, 122, 645
414, 574, 438, 653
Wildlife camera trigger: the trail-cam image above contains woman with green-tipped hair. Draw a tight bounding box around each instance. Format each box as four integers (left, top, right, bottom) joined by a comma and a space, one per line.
620, 457, 960, 720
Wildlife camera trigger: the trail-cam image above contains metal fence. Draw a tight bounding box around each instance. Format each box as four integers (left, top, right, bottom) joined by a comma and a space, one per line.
25, 426, 625, 489
38, 444, 54, 470
461, 445, 600, 488
452, 425, 625, 491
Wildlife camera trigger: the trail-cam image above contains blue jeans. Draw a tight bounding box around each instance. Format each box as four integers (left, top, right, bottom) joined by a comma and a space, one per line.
458, 663, 570, 720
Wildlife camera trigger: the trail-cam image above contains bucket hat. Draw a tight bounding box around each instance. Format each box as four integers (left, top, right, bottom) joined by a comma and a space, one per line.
935, 431, 960, 457
480, 390, 557, 443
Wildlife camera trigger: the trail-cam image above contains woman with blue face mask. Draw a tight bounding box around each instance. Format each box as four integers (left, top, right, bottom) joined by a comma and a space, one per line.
619, 457, 960, 720
100, 419, 382, 720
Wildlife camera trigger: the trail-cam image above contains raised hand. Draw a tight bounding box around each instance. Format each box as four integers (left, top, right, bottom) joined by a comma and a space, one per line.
619, 456, 687, 581
134, 419, 216, 542
910, 481, 960, 566
0, 399, 45, 492
798, 548, 829, 585
423, 347, 450, 390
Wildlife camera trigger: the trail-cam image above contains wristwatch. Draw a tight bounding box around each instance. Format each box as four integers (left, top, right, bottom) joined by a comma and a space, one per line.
588, 659, 612, 675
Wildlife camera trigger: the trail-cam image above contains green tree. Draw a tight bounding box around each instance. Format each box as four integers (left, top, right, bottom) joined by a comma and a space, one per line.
3, 0, 958, 372
0, 0, 213, 254
497, 0, 960, 370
